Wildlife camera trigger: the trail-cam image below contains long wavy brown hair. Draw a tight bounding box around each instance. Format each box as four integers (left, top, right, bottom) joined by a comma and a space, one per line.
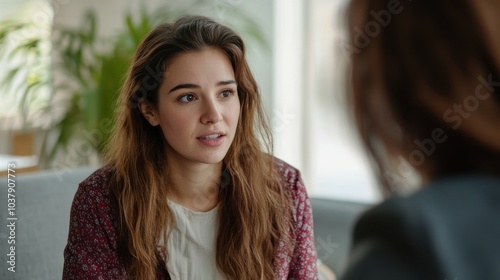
104, 15, 293, 279
347, 0, 500, 195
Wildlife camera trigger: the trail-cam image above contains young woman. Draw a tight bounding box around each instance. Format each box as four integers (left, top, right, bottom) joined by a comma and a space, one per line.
342, 0, 500, 279
63, 16, 318, 279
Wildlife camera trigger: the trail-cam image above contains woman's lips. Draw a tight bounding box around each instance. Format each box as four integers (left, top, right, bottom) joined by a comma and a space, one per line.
197, 134, 225, 147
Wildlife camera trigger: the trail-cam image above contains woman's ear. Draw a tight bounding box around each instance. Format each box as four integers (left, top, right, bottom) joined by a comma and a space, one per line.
138, 100, 160, 126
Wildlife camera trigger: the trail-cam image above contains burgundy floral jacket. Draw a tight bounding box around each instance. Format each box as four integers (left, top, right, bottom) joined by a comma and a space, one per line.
63, 159, 318, 279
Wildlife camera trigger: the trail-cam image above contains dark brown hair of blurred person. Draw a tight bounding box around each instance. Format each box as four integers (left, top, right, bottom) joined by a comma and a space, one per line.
105, 15, 293, 279
347, 0, 500, 195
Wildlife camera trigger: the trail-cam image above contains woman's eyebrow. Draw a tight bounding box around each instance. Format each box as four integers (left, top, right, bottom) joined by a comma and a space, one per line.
168, 80, 237, 93
168, 83, 200, 93
216, 80, 237, 86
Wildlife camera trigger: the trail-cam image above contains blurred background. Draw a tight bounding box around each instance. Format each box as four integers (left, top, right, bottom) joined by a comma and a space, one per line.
0, 0, 380, 203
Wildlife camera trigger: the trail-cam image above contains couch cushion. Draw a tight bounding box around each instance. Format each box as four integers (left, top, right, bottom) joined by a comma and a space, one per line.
0, 166, 97, 280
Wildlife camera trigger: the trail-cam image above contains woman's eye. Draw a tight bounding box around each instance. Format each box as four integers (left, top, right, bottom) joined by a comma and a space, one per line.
219, 90, 233, 98
178, 94, 196, 103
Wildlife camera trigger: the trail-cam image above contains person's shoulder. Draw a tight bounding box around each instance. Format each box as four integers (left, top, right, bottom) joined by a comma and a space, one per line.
273, 156, 302, 184
79, 166, 113, 189
359, 175, 500, 221
272, 156, 309, 203
371, 175, 500, 223
419, 175, 500, 199
395, 175, 500, 233
347, 176, 500, 279
344, 187, 435, 279
74, 166, 114, 203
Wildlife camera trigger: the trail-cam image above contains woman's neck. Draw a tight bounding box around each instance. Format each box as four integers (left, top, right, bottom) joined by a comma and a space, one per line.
167, 159, 222, 212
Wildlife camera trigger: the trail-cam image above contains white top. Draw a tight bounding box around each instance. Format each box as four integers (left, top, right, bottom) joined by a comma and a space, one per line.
164, 199, 225, 280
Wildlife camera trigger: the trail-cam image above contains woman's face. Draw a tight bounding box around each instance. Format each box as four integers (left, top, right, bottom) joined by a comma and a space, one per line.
151, 47, 240, 166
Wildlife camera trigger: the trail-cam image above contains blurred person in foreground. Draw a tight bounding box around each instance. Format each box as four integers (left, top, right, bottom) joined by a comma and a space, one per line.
341, 0, 500, 279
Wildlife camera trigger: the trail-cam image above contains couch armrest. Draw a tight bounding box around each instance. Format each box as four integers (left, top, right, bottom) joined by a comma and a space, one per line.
311, 197, 370, 276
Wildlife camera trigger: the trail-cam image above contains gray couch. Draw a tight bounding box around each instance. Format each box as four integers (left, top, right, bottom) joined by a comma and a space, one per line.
0, 167, 369, 280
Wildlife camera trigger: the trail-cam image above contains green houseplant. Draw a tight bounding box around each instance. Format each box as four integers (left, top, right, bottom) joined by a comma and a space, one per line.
0, 1, 52, 159
0, 2, 52, 127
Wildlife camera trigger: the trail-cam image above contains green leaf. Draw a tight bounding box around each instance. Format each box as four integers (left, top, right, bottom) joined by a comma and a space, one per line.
1, 65, 23, 92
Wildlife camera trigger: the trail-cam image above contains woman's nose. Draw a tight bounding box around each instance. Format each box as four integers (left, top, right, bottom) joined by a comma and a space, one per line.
200, 99, 223, 124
